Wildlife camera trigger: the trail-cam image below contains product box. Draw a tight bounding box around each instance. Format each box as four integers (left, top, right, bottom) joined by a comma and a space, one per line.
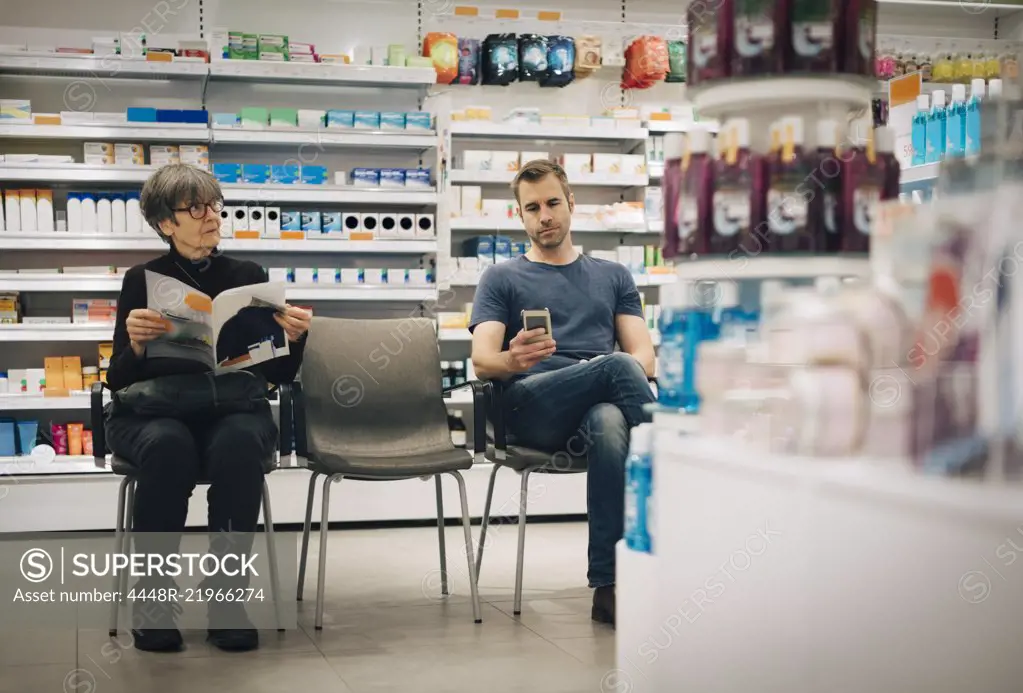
213, 162, 242, 183
396, 213, 416, 238
247, 207, 266, 236
269, 108, 298, 128
242, 164, 270, 184
114, 143, 144, 166
150, 145, 180, 166
380, 168, 406, 188
559, 153, 592, 174
0, 100, 31, 121
84, 142, 114, 158
340, 268, 362, 284
490, 151, 520, 173
342, 213, 361, 237
240, 107, 269, 128
213, 112, 240, 127
378, 213, 399, 238
231, 207, 249, 236
219, 206, 237, 237
360, 213, 380, 238
460, 186, 482, 216
267, 267, 291, 283
405, 112, 432, 131
295, 268, 316, 284
300, 165, 328, 185
257, 34, 288, 56
45, 357, 65, 391
493, 236, 513, 263
405, 169, 431, 189
126, 107, 158, 123
380, 112, 406, 130
512, 241, 528, 257
258, 52, 286, 62
416, 213, 435, 238
463, 235, 494, 265
592, 153, 622, 175
407, 268, 428, 285
270, 165, 300, 185
326, 110, 355, 128
298, 109, 326, 128
354, 111, 381, 130
462, 150, 492, 171
62, 356, 83, 391
620, 154, 647, 175
386, 269, 406, 285
520, 151, 549, 164
179, 144, 209, 170
351, 168, 380, 187
281, 210, 302, 232
482, 198, 513, 219
301, 211, 321, 234
363, 268, 384, 284
322, 212, 343, 238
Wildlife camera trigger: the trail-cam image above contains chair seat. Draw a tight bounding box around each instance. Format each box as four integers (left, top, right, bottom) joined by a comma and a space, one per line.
107, 454, 278, 477
486, 444, 588, 473
306, 447, 472, 478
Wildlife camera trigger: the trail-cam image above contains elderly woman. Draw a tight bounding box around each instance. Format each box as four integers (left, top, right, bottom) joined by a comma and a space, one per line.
105, 164, 311, 653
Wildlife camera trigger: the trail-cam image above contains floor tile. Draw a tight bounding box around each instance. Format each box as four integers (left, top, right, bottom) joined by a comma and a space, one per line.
550, 634, 617, 667
491, 597, 614, 640
0, 626, 76, 666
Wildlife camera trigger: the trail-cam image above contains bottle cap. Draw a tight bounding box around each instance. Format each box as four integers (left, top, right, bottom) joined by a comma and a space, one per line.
990, 79, 1003, 98
688, 126, 712, 154
732, 118, 750, 148
951, 84, 966, 102
917, 94, 930, 111
126, 191, 141, 201
816, 119, 838, 149
716, 281, 740, 308
788, 116, 804, 145
932, 89, 946, 108
662, 279, 697, 308
629, 422, 654, 456
663, 132, 685, 160
875, 126, 895, 154
971, 78, 986, 99
81, 193, 95, 201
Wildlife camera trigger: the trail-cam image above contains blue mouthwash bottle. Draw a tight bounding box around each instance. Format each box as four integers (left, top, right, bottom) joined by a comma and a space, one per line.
710, 281, 747, 343
965, 78, 985, 156
911, 94, 929, 167
624, 422, 654, 554
926, 89, 947, 164
946, 84, 967, 158
657, 280, 708, 413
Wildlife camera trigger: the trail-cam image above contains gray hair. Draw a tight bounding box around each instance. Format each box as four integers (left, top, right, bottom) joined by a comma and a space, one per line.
140, 164, 224, 243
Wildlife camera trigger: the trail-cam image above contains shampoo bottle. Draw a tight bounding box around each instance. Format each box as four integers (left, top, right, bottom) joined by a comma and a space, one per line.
66, 193, 82, 234
732, 0, 783, 76
711, 118, 754, 255
946, 83, 967, 158
841, 119, 882, 254
809, 119, 842, 253
678, 127, 714, 257
688, 0, 731, 84
965, 78, 985, 156
843, 0, 877, 77
911, 94, 929, 167
125, 191, 142, 234
788, 0, 841, 73
926, 89, 947, 164
660, 133, 685, 260
81, 193, 97, 234
876, 125, 901, 200
96, 193, 112, 234
766, 116, 815, 253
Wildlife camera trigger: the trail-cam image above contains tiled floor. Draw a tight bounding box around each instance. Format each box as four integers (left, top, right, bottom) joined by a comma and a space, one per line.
0, 522, 617, 693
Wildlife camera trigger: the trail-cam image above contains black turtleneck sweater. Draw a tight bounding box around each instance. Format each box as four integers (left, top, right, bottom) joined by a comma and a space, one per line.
106, 245, 306, 392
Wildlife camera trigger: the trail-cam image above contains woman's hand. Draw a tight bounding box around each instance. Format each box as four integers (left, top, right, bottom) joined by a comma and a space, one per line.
126, 308, 168, 356
275, 305, 312, 343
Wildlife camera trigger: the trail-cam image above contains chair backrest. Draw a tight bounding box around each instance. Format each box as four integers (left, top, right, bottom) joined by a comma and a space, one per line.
300, 316, 454, 459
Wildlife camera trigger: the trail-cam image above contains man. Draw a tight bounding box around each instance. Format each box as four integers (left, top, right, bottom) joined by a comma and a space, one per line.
469, 159, 657, 627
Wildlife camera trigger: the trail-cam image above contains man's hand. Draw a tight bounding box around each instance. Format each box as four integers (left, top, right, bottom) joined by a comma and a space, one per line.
274, 304, 312, 342
506, 327, 556, 373
126, 308, 168, 356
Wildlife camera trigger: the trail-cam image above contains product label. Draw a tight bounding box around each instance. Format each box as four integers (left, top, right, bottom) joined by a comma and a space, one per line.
735, 0, 775, 58
693, 24, 718, 67
767, 188, 808, 234
678, 198, 699, 238
852, 186, 879, 235
824, 192, 838, 234
712, 190, 751, 237
451, 430, 467, 447
791, 0, 834, 56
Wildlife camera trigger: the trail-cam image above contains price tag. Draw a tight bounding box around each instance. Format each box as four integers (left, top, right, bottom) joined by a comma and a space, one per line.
495, 8, 520, 19
538, 10, 561, 21
454, 6, 479, 16
888, 71, 922, 108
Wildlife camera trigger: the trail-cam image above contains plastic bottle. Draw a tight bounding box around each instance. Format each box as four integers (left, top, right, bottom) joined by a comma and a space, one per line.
876, 126, 901, 202
732, 0, 783, 76
925, 89, 947, 164
66, 193, 82, 234
945, 83, 967, 158
688, 0, 730, 84
711, 281, 748, 343
125, 191, 142, 234
711, 118, 753, 256
841, 119, 882, 254
965, 78, 985, 156
624, 422, 654, 554
81, 193, 97, 233
843, 0, 877, 77
96, 193, 112, 234
911, 94, 930, 167
110, 193, 126, 234
660, 133, 685, 260
678, 127, 714, 257
36, 189, 54, 233
766, 116, 815, 253
809, 119, 842, 253
20, 189, 36, 233
989, 78, 1003, 100
657, 280, 707, 413
788, 0, 840, 73
449, 410, 467, 448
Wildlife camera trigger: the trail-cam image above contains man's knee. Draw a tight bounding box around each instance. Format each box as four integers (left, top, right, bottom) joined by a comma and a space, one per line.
568, 403, 627, 459
602, 352, 647, 382
134, 420, 199, 480
206, 414, 275, 474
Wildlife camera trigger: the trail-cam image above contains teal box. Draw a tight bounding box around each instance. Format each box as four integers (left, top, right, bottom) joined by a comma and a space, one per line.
281, 210, 301, 231
354, 110, 380, 129
213, 112, 240, 126
380, 112, 406, 130
242, 164, 270, 184
405, 112, 433, 130
301, 211, 321, 233
270, 165, 300, 185
322, 212, 343, 236
326, 110, 355, 128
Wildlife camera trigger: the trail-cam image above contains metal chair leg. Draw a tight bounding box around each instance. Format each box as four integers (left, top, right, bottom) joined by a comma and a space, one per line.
108, 475, 130, 636
435, 475, 448, 596
314, 474, 338, 631
513, 469, 532, 616
261, 480, 284, 632
297, 471, 319, 602
475, 463, 500, 579
449, 471, 482, 624
118, 480, 136, 619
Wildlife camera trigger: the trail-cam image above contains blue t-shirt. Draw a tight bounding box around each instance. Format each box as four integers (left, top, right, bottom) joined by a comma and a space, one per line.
468, 254, 644, 379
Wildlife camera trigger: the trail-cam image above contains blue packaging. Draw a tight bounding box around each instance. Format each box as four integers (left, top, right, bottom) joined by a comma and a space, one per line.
0, 419, 15, 457
517, 34, 549, 82
301, 211, 321, 233
493, 235, 512, 262
351, 168, 380, 187
457, 38, 481, 85
16, 420, 38, 454
270, 165, 300, 185
511, 241, 528, 257
242, 164, 270, 184
380, 112, 406, 130
300, 165, 328, 185
624, 423, 654, 554
326, 110, 355, 128
155, 109, 185, 123
483, 33, 519, 86
380, 168, 406, 188
213, 112, 240, 126
354, 110, 381, 129
212, 163, 242, 183
946, 86, 967, 159
281, 210, 302, 232
911, 95, 929, 167
405, 112, 433, 131
540, 35, 576, 88
925, 90, 947, 164
322, 212, 343, 235
965, 79, 984, 157
404, 168, 432, 188
180, 109, 208, 125
463, 235, 495, 262
126, 107, 157, 123
657, 281, 711, 413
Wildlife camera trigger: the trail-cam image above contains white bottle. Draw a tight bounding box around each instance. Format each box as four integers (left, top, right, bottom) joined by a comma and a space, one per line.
990, 78, 1003, 100
66, 193, 82, 234
20, 189, 37, 233
96, 194, 112, 234
36, 190, 54, 233
81, 193, 98, 233
0, 199, 5, 232
111, 193, 126, 234
126, 191, 142, 234
4, 191, 20, 233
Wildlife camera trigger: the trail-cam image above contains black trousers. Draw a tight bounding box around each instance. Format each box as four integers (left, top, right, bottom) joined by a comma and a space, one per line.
106, 403, 278, 539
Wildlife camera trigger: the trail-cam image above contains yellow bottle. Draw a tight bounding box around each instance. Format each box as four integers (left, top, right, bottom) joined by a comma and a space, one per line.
955, 52, 974, 84
986, 52, 1002, 80
933, 52, 953, 83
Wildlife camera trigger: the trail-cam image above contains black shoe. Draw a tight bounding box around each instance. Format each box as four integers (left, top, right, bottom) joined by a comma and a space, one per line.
592, 585, 615, 627
130, 601, 184, 652
207, 602, 259, 652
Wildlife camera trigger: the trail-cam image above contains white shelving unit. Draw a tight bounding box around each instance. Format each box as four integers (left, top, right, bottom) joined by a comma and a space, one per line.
673, 256, 873, 282
0, 123, 209, 142
0, 235, 438, 252
0, 163, 157, 183
219, 184, 437, 205
206, 60, 437, 88
0, 324, 114, 342
0, 52, 207, 79
449, 169, 649, 187
210, 127, 437, 149
449, 121, 648, 143
449, 217, 654, 234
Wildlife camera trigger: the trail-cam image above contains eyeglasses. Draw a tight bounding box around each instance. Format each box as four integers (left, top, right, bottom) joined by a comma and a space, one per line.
173, 200, 225, 220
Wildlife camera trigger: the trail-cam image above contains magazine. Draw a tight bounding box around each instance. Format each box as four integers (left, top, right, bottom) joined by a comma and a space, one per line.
144, 270, 290, 372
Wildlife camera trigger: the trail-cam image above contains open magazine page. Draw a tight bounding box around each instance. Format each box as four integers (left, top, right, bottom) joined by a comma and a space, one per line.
211, 282, 290, 372
144, 270, 215, 369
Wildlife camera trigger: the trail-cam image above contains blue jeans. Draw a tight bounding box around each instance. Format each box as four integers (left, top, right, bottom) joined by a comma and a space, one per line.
502, 353, 655, 588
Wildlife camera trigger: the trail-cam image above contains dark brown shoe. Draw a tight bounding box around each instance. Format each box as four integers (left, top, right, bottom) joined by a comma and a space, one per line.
591, 585, 615, 627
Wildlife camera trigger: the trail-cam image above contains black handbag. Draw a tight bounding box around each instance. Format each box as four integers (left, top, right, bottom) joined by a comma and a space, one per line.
109, 370, 271, 420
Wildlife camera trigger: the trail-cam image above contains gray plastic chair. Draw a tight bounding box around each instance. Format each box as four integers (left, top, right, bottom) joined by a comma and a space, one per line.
292, 316, 487, 629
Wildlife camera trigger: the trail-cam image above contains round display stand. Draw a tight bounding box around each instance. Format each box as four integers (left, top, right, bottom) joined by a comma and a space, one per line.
690, 75, 875, 120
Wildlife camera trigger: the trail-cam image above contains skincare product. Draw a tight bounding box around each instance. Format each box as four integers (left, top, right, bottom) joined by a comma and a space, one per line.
678, 127, 714, 256
926, 89, 947, 164
911, 94, 929, 167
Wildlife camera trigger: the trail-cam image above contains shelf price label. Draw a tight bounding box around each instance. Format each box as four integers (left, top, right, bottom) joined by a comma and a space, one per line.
537, 10, 562, 21
495, 8, 521, 18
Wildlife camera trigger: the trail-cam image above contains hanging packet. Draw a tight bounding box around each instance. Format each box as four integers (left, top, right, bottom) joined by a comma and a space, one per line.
423, 32, 458, 84
541, 35, 576, 87
457, 38, 481, 85
575, 35, 602, 75
666, 40, 686, 82
622, 35, 669, 90
518, 34, 549, 81
483, 34, 519, 85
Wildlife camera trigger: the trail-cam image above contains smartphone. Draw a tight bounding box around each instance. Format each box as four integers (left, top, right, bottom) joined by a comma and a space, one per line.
521, 308, 552, 343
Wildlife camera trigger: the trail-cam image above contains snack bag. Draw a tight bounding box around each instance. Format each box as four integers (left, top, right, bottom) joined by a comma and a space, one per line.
622, 35, 669, 90
575, 34, 602, 75
518, 34, 549, 81
540, 35, 576, 87
423, 32, 458, 84
666, 40, 686, 83
483, 34, 519, 85
457, 38, 481, 85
